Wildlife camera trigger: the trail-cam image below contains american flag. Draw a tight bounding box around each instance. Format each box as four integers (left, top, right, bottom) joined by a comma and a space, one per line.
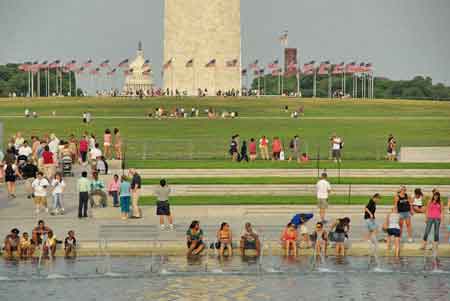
76, 67, 85, 74
268, 59, 279, 69
124, 68, 133, 75
49, 60, 61, 69
142, 59, 150, 69
249, 60, 259, 69
241, 69, 247, 76
302, 60, 315, 74
258, 68, 265, 76
83, 59, 93, 68
143, 69, 151, 76
226, 59, 238, 67
118, 58, 129, 68
185, 59, 194, 68
345, 62, 357, 74
107, 68, 117, 76
30, 61, 41, 73
62, 67, 70, 73
317, 61, 331, 75
332, 62, 345, 75
39, 60, 48, 69
365, 63, 373, 72
90, 67, 101, 75
65, 60, 77, 70
253, 69, 260, 76
279, 31, 288, 46
163, 58, 173, 69
272, 68, 282, 76
205, 59, 216, 68
18, 62, 31, 72
99, 59, 110, 68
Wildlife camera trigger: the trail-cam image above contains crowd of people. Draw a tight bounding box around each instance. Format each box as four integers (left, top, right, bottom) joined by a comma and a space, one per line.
3, 220, 76, 259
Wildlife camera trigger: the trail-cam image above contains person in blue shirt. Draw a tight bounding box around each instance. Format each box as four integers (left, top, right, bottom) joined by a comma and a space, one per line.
119, 176, 131, 220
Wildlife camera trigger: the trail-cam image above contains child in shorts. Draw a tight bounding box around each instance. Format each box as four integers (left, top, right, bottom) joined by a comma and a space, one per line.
19, 232, 32, 258
64, 230, 77, 258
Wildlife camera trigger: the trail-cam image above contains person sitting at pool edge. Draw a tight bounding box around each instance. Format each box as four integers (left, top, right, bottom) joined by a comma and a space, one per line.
43, 230, 57, 259
64, 230, 77, 258
281, 223, 298, 256
311, 222, 328, 257
3, 228, 20, 258
19, 232, 32, 259
186, 221, 205, 256
240, 222, 261, 257
217, 222, 233, 257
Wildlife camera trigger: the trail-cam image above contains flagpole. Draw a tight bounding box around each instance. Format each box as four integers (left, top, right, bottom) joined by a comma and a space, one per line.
27, 70, 31, 97
343, 71, 346, 96
278, 72, 281, 95
37, 69, 40, 97
328, 72, 332, 99
313, 69, 317, 98
371, 71, 374, 99
297, 70, 300, 97
31, 71, 34, 97
263, 74, 266, 96
192, 62, 195, 96
258, 74, 261, 97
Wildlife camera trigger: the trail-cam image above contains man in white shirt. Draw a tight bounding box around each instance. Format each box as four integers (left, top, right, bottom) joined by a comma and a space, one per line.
90, 143, 102, 160
331, 135, 343, 163
32, 172, 50, 213
316, 172, 332, 222
18, 141, 33, 158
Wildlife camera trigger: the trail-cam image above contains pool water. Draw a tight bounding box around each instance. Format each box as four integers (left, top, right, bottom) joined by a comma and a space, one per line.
0, 256, 449, 300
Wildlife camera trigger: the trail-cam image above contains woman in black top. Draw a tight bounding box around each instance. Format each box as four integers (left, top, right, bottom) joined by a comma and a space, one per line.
394, 186, 413, 242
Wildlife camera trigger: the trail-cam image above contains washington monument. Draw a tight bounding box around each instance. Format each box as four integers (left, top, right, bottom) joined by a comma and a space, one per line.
163, 0, 241, 96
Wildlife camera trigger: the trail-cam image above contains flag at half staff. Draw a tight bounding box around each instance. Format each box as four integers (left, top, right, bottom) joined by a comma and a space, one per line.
268, 59, 279, 69
83, 59, 93, 68
118, 58, 129, 68
302, 61, 316, 74
18, 62, 31, 72
317, 61, 331, 75
249, 60, 259, 69
107, 68, 117, 76
185, 59, 194, 68
332, 62, 345, 75
226, 59, 238, 67
90, 67, 101, 75
142, 59, 150, 69
345, 62, 357, 74
76, 67, 85, 74
163, 58, 174, 69
241, 69, 247, 76
99, 59, 110, 68
49, 60, 61, 69
65, 60, 77, 70
205, 59, 216, 68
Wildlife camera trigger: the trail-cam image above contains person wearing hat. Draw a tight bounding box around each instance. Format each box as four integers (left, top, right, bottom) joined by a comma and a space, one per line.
3, 228, 20, 258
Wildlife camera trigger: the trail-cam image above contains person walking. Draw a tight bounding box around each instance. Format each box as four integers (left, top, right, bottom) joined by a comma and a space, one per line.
4, 161, 18, 198
239, 141, 249, 162
119, 175, 131, 220
248, 138, 257, 161
19, 159, 38, 199
154, 179, 173, 230
259, 135, 270, 160
394, 185, 414, 242
271, 137, 282, 160
130, 169, 142, 218
113, 128, 122, 160
50, 172, 66, 215
364, 193, 380, 244
31, 172, 50, 214
288, 135, 300, 162
331, 133, 343, 163
108, 174, 120, 207
316, 173, 332, 223
103, 129, 112, 159
421, 192, 443, 251
385, 208, 401, 257
42, 145, 55, 179
79, 135, 89, 166
77, 171, 90, 218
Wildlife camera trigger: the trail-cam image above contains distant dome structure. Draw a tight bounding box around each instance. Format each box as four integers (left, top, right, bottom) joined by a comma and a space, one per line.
123, 41, 153, 94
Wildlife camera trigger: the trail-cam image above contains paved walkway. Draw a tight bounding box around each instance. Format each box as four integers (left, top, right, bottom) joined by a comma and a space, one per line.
121, 169, 450, 178
138, 184, 450, 196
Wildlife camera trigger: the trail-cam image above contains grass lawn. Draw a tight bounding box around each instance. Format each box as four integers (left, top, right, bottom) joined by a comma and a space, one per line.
127, 160, 450, 169
1, 97, 449, 162
139, 195, 392, 206
141, 177, 450, 185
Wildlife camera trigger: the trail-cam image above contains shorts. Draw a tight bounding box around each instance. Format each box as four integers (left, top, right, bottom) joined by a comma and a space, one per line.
332, 149, 341, 159
156, 201, 171, 216
334, 232, 346, 243
5, 175, 16, 182
398, 211, 411, 220
365, 219, 378, 232
120, 196, 130, 213
34, 196, 47, 207
447, 225, 450, 232
299, 225, 308, 235
317, 198, 328, 209
387, 228, 400, 237
243, 240, 257, 249
104, 143, 111, 147
187, 240, 204, 248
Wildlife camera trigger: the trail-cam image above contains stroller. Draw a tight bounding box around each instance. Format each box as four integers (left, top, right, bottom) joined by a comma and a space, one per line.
61, 155, 74, 177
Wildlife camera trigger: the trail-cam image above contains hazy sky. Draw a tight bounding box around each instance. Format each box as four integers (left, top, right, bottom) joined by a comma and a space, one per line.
1, 0, 449, 89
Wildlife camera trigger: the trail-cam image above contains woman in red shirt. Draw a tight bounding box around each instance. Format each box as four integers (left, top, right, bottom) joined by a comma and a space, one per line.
79, 136, 89, 165
42, 146, 55, 179
272, 137, 282, 160
248, 138, 257, 161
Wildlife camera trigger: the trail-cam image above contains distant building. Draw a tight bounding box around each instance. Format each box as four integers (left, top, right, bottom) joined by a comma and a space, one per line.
123, 41, 153, 95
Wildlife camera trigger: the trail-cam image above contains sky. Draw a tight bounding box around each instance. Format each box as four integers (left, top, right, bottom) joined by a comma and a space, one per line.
1, 0, 450, 90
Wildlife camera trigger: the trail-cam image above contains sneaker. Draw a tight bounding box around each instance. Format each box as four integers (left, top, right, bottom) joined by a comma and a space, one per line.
160, 224, 166, 231
45, 208, 49, 213
35, 208, 40, 214
169, 224, 174, 231
408, 238, 413, 243
60, 208, 65, 215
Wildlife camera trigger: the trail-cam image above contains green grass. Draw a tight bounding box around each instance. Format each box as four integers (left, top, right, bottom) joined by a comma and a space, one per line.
138, 195, 393, 206
127, 160, 450, 169
1, 97, 449, 162
141, 177, 450, 185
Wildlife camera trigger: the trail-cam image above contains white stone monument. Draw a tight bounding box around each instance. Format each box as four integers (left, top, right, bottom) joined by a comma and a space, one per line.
163, 0, 241, 96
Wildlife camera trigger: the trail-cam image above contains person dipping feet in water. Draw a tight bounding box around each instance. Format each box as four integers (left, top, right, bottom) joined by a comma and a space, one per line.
3, 228, 20, 258
64, 231, 77, 258
186, 221, 205, 256
281, 223, 298, 256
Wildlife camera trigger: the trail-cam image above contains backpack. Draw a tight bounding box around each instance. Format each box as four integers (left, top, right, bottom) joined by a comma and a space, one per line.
5, 164, 15, 177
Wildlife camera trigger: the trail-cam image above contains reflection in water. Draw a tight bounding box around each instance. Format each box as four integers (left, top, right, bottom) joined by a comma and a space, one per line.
0, 256, 448, 301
